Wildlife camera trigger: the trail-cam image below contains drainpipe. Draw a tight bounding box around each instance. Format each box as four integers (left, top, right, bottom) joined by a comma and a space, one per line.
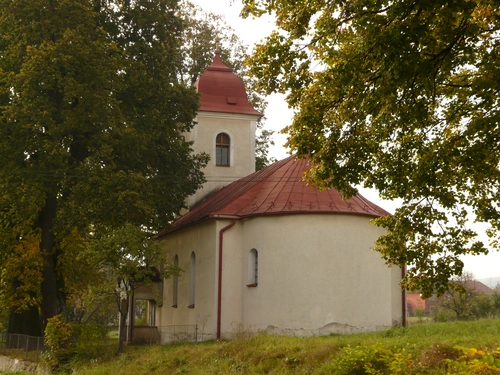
402, 265, 407, 328
217, 219, 236, 339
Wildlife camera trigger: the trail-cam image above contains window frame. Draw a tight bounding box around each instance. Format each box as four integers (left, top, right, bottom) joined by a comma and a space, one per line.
188, 252, 196, 308
172, 255, 178, 308
247, 249, 258, 287
215, 132, 231, 167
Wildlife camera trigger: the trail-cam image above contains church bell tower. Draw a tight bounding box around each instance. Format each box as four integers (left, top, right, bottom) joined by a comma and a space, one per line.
186, 51, 263, 208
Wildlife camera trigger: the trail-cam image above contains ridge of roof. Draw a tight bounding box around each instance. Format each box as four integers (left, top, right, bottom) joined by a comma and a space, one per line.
158, 156, 390, 237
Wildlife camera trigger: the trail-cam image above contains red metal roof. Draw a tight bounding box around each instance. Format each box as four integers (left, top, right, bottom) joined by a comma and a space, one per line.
193, 51, 262, 116
159, 156, 390, 236
464, 280, 494, 295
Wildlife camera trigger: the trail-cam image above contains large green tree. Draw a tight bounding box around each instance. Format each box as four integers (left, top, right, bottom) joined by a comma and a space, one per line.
242, 0, 500, 296
0, 0, 207, 335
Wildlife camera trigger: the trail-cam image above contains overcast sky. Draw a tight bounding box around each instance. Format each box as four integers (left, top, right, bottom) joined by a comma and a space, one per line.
187, 0, 500, 282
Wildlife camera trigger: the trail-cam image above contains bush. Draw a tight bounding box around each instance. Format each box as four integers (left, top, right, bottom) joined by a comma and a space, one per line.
414, 307, 427, 323
43, 315, 110, 373
45, 315, 74, 354
444, 346, 500, 374
318, 343, 413, 374
316, 343, 500, 375
72, 324, 108, 347
43, 315, 75, 371
433, 309, 457, 322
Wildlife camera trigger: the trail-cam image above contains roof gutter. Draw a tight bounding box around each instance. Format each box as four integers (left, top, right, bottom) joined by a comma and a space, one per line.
217, 219, 237, 339
210, 214, 241, 219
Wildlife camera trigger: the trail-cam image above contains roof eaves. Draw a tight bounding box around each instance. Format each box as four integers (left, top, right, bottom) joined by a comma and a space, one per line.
233, 209, 386, 221
198, 107, 263, 117
157, 216, 211, 238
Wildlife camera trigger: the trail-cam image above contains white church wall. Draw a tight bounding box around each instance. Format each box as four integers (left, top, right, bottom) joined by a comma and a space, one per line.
157, 213, 403, 342
157, 221, 218, 343
391, 265, 404, 325
227, 214, 403, 336
186, 111, 258, 207
216, 220, 246, 337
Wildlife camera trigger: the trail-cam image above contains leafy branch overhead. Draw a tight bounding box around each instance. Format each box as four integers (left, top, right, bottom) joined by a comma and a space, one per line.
242, 0, 500, 296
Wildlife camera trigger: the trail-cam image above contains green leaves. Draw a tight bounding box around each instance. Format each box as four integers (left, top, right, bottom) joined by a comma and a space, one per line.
0, 0, 207, 331
244, 0, 500, 294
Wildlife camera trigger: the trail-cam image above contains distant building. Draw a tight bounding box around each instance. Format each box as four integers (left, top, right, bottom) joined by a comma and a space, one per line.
406, 279, 494, 316
407, 293, 436, 315
464, 280, 494, 295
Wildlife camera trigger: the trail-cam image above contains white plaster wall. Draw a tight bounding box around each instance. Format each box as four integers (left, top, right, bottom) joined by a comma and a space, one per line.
157, 221, 218, 342
217, 220, 244, 335
391, 265, 405, 326
229, 214, 403, 336
158, 213, 403, 341
186, 111, 258, 207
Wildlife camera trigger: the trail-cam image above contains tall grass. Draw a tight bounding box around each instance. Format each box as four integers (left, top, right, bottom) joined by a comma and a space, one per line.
54, 319, 500, 374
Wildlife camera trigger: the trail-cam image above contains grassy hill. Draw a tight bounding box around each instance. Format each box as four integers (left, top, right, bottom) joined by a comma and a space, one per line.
65, 319, 500, 374
4, 319, 500, 374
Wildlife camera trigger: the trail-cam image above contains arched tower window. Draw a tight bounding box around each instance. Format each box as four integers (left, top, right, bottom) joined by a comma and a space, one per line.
172, 255, 178, 308
189, 252, 196, 308
247, 249, 258, 287
216, 133, 230, 166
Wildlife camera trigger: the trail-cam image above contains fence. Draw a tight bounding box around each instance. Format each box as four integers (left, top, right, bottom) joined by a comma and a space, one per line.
0, 325, 200, 360
0, 330, 109, 362
0, 332, 47, 362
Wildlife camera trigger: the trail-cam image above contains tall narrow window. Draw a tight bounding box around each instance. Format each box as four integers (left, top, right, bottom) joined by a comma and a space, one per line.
247, 249, 258, 287
148, 300, 156, 326
216, 133, 230, 166
172, 255, 178, 308
189, 252, 196, 308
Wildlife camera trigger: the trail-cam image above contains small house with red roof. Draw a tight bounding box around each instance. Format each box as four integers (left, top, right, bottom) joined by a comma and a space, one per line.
154, 52, 403, 341
407, 293, 436, 315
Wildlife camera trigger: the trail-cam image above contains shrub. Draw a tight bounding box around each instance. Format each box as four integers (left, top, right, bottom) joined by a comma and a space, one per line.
433, 308, 457, 322
43, 315, 110, 373
45, 315, 74, 354
43, 315, 75, 371
414, 307, 427, 323
72, 324, 108, 347
318, 343, 414, 374
444, 346, 500, 374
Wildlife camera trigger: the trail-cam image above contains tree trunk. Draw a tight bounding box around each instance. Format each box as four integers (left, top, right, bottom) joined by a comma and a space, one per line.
38, 193, 63, 329
7, 190, 66, 336
118, 296, 129, 353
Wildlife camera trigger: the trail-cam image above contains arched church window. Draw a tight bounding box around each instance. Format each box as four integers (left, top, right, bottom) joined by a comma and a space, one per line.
216, 133, 230, 166
247, 249, 258, 287
172, 255, 178, 308
188, 252, 196, 308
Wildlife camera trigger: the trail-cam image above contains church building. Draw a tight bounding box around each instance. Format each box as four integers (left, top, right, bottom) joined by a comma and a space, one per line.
154, 52, 404, 342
